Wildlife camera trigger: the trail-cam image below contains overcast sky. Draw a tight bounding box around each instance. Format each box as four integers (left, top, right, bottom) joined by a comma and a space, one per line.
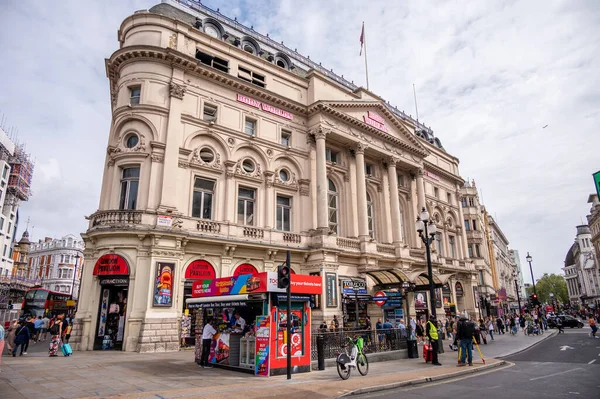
0, 0, 598, 283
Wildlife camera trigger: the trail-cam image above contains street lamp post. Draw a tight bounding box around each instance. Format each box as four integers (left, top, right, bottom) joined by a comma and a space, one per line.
526, 252, 536, 296
513, 272, 522, 316
415, 207, 438, 320
71, 254, 81, 299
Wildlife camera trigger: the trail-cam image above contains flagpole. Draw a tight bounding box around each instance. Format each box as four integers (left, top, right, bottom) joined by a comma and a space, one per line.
363, 22, 370, 90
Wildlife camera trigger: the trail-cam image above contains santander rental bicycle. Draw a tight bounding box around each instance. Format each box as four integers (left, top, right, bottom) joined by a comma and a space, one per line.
336, 336, 369, 380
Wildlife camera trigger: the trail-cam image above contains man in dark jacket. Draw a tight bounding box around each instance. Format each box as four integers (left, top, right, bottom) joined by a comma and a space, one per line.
425, 315, 442, 366
456, 315, 475, 366
12, 321, 30, 357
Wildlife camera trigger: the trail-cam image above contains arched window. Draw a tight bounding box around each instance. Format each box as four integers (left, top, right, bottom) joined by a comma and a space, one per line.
399, 205, 405, 242
328, 179, 338, 234
366, 192, 374, 239
241, 37, 260, 55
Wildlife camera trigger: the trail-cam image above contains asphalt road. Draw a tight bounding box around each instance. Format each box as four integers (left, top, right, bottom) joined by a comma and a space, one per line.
354, 329, 600, 398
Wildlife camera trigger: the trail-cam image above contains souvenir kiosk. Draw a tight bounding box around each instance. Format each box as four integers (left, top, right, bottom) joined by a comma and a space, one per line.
186, 272, 321, 376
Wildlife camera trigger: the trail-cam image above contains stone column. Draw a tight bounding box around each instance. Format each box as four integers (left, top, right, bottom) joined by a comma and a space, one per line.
416, 168, 426, 214
315, 129, 329, 231
147, 156, 163, 210
224, 161, 237, 223
355, 143, 369, 239
159, 76, 186, 211
348, 154, 359, 237
381, 167, 393, 244
456, 190, 470, 257
387, 158, 402, 244
264, 171, 275, 229
309, 139, 318, 230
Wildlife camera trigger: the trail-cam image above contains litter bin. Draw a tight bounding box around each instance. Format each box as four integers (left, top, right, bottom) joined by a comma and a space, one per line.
317, 335, 325, 370
407, 339, 418, 358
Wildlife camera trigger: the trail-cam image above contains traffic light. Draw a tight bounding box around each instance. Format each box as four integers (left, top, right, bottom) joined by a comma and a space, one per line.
277, 264, 290, 289
529, 294, 540, 307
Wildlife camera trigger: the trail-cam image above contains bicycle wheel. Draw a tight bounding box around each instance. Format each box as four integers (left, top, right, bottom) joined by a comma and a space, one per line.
357, 353, 369, 376
337, 361, 351, 380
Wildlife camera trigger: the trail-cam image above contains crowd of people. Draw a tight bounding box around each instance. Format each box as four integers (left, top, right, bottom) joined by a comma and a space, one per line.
2, 314, 73, 357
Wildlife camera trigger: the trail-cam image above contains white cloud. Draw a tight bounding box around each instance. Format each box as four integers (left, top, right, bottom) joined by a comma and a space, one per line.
1, 0, 598, 282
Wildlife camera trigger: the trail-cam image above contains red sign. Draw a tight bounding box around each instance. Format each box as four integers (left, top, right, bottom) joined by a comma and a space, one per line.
233, 263, 258, 277
237, 94, 293, 120
374, 291, 387, 307
425, 171, 440, 181
185, 260, 216, 280
290, 274, 322, 295
191, 272, 322, 297
93, 254, 129, 276
363, 111, 389, 133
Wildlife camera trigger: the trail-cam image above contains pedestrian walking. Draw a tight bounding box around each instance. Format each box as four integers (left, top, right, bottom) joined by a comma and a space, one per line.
48, 315, 64, 357
556, 316, 564, 334
5, 319, 18, 354
487, 318, 494, 340
23, 316, 35, 354
0, 323, 5, 370
34, 316, 44, 342
496, 317, 504, 334
63, 319, 73, 344
457, 314, 475, 366
589, 316, 598, 338
41, 315, 50, 341
200, 318, 216, 368
12, 321, 30, 357
425, 315, 442, 366
416, 319, 425, 344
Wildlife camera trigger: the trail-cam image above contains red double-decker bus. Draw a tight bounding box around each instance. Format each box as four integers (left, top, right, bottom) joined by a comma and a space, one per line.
20, 287, 74, 318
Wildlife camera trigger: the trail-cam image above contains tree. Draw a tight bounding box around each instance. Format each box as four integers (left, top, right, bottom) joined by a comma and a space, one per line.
525, 273, 568, 304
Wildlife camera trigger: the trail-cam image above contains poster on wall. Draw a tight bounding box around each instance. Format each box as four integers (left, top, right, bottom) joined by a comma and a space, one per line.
277, 309, 303, 358
414, 291, 428, 309
98, 288, 109, 337
326, 273, 338, 307
435, 288, 442, 308
154, 262, 174, 307
473, 286, 480, 308
255, 315, 270, 376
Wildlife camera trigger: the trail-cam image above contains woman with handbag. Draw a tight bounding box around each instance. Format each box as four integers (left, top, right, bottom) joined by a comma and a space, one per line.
48, 315, 63, 357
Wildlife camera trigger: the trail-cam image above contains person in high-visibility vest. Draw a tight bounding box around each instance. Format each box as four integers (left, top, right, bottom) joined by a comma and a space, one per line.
426, 315, 442, 366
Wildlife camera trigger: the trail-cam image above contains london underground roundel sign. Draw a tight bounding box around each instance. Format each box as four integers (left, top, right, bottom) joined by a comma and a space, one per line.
374, 291, 387, 307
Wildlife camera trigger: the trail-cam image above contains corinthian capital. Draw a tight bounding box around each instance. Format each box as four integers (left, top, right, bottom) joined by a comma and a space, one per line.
386, 156, 399, 167
355, 142, 369, 154
310, 126, 331, 140
169, 82, 187, 99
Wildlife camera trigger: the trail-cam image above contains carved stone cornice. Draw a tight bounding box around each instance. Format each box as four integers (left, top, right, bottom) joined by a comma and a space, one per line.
387, 156, 399, 167
298, 179, 310, 196
151, 154, 164, 163
355, 142, 369, 154
309, 126, 331, 140
169, 82, 187, 99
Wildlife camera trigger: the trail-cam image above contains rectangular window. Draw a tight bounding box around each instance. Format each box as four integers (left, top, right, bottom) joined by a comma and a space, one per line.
397, 174, 404, 187
325, 148, 338, 163
435, 232, 443, 255
461, 198, 467, 208
475, 244, 481, 257
119, 167, 140, 210
195, 49, 229, 73
192, 178, 215, 219
3, 245, 6, 257
479, 271, 485, 286
472, 220, 478, 230
244, 118, 257, 136
468, 244, 474, 257
129, 86, 141, 105
468, 197, 474, 207
203, 103, 218, 121
447, 193, 452, 204
0, 217, 3, 230
237, 187, 256, 226
281, 130, 291, 147
238, 66, 266, 88
449, 236, 456, 258
276, 195, 291, 231
365, 163, 373, 176
464, 220, 470, 231
434, 187, 439, 198
2, 165, 9, 179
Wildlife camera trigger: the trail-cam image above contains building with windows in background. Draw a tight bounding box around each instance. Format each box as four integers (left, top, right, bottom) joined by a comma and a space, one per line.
74, 0, 480, 353
563, 223, 600, 310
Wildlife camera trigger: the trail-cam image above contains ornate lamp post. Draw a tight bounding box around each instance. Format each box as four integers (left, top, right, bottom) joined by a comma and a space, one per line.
513, 271, 522, 315
415, 207, 438, 319
526, 252, 536, 296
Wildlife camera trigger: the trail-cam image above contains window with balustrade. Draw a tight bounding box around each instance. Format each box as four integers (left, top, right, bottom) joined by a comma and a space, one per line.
192, 178, 215, 219
367, 192, 375, 239
328, 179, 338, 234
276, 195, 291, 231
119, 167, 140, 210
238, 187, 256, 226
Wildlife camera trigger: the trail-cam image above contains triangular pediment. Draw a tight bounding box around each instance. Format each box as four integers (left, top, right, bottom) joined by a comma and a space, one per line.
311, 101, 429, 157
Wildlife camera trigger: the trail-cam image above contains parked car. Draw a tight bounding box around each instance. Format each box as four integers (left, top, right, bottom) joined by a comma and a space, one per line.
548, 314, 584, 328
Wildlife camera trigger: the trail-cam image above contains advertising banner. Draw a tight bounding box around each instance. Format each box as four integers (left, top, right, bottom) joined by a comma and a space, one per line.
341, 279, 367, 295
191, 272, 322, 297
414, 291, 428, 309
153, 262, 174, 307
326, 273, 338, 307
185, 260, 216, 280
255, 315, 270, 376
93, 254, 129, 276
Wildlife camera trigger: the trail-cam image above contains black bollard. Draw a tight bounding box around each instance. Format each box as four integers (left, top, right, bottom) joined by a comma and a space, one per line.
317, 335, 325, 370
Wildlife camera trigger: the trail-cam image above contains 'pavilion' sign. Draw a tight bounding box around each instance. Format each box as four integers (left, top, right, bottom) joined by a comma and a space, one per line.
237, 94, 293, 120
363, 111, 389, 133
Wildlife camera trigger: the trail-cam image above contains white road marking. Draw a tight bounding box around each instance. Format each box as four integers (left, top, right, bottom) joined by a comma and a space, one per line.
589, 359, 597, 364
529, 367, 583, 381
559, 345, 574, 351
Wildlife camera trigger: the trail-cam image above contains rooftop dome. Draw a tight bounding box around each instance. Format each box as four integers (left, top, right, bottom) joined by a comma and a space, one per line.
564, 242, 577, 266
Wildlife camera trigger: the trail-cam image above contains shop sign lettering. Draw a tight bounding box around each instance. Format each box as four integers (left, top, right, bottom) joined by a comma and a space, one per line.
363, 111, 389, 133
185, 260, 216, 280
93, 254, 129, 276
237, 94, 293, 120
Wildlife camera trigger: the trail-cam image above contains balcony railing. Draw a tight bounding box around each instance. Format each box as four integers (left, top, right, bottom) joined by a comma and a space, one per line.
196, 220, 221, 234
90, 210, 142, 227
243, 227, 265, 239
283, 232, 301, 243
336, 237, 360, 250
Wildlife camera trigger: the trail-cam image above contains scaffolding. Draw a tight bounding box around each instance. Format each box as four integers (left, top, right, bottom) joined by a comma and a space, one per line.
7, 143, 34, 204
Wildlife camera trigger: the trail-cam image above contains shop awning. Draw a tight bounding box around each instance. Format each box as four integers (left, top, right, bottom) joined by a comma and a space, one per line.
409, 271, 443, 289
186, 294, 249, 304
363, 268, 410, 285
438, 273, 455, 284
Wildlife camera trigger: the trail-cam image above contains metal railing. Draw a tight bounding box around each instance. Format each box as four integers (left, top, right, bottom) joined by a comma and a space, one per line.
311, 328, 407, 360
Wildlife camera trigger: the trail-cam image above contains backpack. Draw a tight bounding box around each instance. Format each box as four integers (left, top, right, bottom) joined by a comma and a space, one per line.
463, 320, 475, 339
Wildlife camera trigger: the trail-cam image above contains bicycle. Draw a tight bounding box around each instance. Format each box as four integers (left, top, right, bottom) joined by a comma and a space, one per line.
336, 336, 369, 380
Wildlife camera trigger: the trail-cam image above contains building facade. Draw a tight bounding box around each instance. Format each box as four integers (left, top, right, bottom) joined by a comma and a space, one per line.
487, 215, 519, 312
509, 249, 526, 304
588, 193, 600, 311
73, 0, 479, 353
563, 223, 600, 309
27, 235, 85, 298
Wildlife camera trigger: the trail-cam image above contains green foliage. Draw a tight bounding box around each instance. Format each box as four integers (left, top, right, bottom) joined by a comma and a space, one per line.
525, 273, 568, 304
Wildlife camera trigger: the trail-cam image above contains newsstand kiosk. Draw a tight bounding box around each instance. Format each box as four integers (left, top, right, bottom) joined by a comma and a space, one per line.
186, 272, 322, 376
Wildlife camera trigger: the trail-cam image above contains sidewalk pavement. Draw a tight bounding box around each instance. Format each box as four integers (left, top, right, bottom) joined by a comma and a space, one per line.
0, 329, 554, 399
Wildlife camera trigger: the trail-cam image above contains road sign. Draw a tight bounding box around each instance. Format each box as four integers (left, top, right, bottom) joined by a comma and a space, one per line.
374, 291, 387, 306
594, 170, 600, 199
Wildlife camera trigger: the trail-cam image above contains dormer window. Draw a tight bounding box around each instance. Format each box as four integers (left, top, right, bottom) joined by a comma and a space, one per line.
241, 37, 260, 55
274, 53, 292, 70
204, 22, 222, 39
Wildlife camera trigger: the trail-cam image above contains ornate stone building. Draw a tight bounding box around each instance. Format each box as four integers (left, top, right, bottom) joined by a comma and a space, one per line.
73, 0, 478, 352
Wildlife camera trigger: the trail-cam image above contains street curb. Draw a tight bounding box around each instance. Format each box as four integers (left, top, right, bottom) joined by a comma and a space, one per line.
337, 360, 507, 397
496, 330, 555, 359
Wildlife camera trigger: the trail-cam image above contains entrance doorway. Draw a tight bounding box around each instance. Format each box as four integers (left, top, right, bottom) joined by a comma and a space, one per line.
94, 280, 129, 350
